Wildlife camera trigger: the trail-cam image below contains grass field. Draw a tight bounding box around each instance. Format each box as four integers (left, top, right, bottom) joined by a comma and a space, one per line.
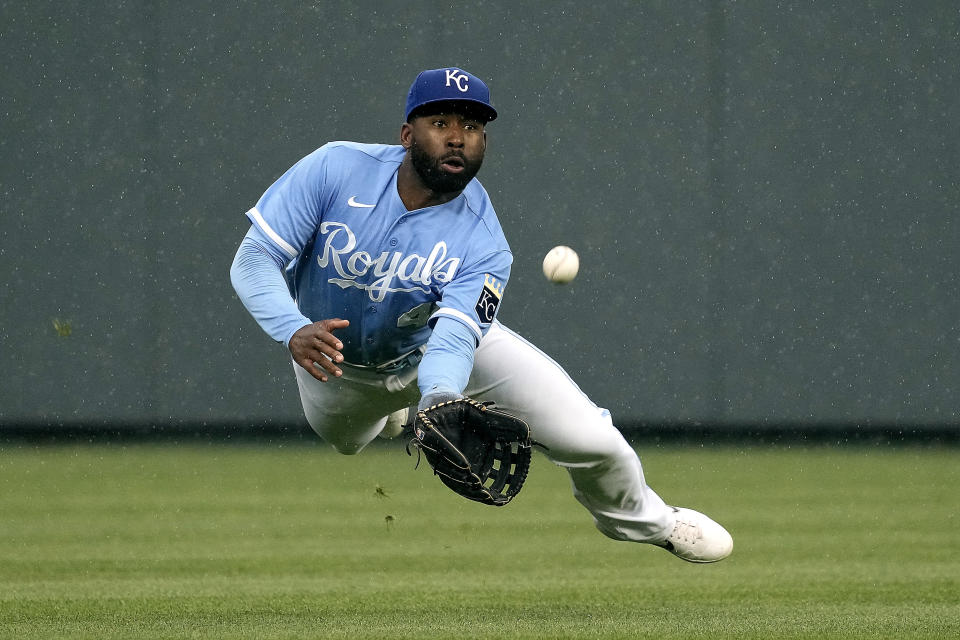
1, 440, 957, 639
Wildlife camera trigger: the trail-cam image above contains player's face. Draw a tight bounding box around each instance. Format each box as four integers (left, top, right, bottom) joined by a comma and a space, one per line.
405, 111, 486, 194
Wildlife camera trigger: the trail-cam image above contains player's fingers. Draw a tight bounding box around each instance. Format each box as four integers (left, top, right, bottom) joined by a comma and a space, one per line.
311, 353, 343, 379
295, 357, 328, 382
298, 355, 343, 383
290, 320, 349, 382
319, 318, 350, 331
291, 343, 341, 382
302, 345, 345, 379
292, 330, 342, 361
313, 332, 345, 357
298, 331, 343, 364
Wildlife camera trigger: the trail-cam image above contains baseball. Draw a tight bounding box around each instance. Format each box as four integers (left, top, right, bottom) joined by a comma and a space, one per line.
542, 245, 579, 283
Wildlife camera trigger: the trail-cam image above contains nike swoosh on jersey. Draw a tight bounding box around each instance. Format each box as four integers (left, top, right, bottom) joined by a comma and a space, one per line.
347, 196, 376, 208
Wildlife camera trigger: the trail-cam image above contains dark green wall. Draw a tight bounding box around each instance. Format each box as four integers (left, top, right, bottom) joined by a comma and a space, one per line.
2, 2, 957, 428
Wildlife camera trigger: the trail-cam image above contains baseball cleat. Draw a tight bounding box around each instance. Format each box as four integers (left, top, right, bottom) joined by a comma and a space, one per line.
656, 506, 733, 563
378, 407, 410, 439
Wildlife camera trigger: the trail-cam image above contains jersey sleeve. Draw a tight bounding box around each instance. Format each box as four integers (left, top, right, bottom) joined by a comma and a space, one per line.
428, 249, 512, 342
244, 146, 331, 260
417, 316, 477, 396
230, 228, 313, 347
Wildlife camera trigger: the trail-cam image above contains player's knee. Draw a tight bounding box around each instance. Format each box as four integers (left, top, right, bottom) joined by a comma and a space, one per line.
329, 440, 365, 455
305, 421, 366, 455
546, 426, 637, 467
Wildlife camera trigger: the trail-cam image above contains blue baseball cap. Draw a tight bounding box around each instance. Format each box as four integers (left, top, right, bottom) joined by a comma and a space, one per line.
405, 67, 498, 123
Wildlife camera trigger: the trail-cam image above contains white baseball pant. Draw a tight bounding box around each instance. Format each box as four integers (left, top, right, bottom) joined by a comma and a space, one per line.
292, 320, 672, 544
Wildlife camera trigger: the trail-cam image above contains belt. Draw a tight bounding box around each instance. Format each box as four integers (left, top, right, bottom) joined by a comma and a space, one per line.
340, 346, 426, 375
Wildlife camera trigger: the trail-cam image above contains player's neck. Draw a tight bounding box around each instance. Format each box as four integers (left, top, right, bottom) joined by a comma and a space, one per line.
397, 158, 462, 211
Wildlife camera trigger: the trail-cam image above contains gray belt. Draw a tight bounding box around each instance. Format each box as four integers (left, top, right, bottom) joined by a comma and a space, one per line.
336, 346, 424, 393
340, 346, 426, 375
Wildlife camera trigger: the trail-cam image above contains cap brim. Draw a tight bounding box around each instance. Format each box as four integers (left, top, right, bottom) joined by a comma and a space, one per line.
407, 99, 497, 123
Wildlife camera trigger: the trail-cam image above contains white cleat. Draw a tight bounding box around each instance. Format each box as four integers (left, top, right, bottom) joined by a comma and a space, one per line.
656, 506, 733, 563
378, 407, 410, 440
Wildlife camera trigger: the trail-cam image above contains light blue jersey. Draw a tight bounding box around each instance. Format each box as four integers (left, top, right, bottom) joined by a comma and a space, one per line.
244, 141, 512, 367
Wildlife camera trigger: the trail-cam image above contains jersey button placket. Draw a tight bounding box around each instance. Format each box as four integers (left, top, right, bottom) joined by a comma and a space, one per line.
365, 303, 376, 353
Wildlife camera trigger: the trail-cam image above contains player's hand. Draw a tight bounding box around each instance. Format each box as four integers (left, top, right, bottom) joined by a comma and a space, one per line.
289, 319, 350, 382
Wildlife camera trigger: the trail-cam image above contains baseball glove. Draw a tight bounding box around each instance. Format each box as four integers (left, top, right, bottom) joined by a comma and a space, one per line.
409, 397, 532, 506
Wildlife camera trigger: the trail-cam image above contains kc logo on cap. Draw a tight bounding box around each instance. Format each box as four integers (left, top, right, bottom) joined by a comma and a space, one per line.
444, 69, 469, 92
405, 67, 498, 123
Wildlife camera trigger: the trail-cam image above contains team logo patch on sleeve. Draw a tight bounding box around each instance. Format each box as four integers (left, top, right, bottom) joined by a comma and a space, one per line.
475, 275, 504, 324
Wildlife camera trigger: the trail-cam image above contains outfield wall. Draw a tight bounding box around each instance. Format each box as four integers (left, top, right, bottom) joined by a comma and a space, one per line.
2, 2, 957, 432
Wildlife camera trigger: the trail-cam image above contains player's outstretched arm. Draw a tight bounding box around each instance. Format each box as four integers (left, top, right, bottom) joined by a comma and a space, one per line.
288, 319, 349, 382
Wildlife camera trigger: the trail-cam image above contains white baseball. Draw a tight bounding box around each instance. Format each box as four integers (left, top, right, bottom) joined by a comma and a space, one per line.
542, 245, 579, 283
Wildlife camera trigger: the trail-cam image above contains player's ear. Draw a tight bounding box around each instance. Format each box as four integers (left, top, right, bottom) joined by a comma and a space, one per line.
400, 122, 413, 149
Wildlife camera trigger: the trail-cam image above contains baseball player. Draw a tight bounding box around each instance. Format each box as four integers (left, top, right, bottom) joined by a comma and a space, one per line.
230, 67, 733, 562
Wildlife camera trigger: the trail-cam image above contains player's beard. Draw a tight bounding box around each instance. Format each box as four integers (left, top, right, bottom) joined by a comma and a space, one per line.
409, 139, 483, 194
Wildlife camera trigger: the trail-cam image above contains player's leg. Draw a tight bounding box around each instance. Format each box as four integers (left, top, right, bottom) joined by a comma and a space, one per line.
465, 322, 673, 543
293, 362, 419, 454
468, 322, 733, 561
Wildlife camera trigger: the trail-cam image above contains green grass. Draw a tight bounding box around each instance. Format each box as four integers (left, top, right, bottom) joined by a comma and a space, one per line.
0, 440, 957, 639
